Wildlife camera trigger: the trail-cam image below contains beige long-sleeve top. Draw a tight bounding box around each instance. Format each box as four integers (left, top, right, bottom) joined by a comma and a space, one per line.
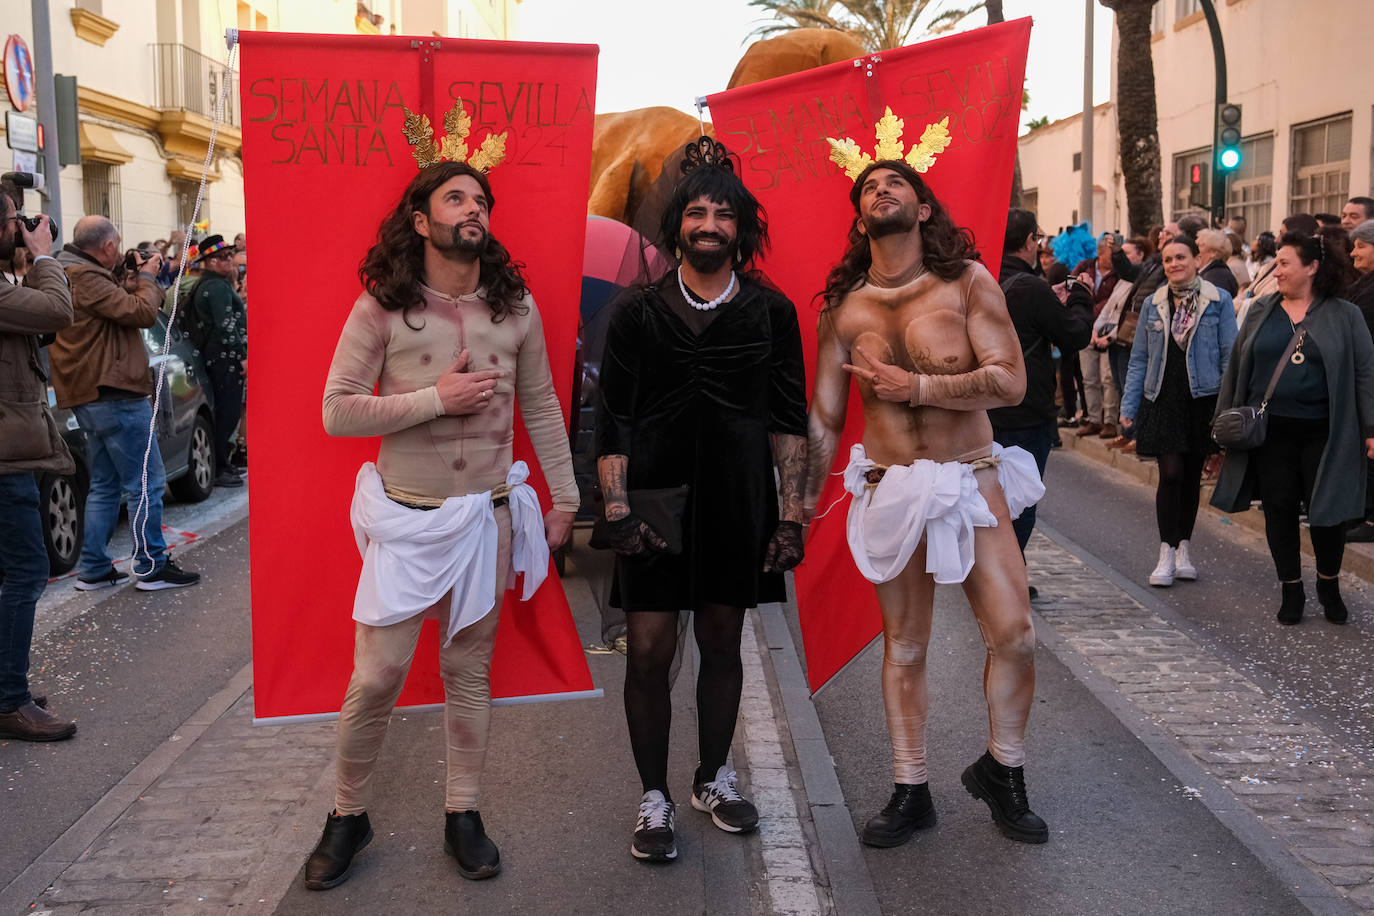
322, 284, 579, 512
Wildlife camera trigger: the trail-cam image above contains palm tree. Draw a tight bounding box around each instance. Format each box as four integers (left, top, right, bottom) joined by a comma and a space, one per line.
749, 0, 985, 51
1100, 0, 1163, 235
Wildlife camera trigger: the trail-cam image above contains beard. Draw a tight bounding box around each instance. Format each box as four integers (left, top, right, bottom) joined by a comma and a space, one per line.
862, 199, 919, 240
429, 220, 487, 257
679, 229, 735, 273
0, 236, 14, 263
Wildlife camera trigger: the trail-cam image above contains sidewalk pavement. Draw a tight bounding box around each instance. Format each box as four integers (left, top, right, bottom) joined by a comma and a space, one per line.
7, 511, 1369, 914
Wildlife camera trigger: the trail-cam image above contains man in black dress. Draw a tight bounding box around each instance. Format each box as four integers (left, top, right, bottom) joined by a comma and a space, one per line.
595, 138, 808, 863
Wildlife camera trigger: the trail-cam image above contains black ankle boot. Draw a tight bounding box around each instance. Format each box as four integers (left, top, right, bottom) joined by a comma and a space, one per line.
445, 810, 501, 880
961, 751, 1048, 844
1277, 581, 1306, 625
1317, 576, 1348, 624
303, 810, 373, 890
860, 782, 937, 848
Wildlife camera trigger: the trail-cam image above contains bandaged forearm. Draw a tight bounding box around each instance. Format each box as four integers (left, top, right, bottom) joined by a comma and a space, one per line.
905, 365, 1023, 411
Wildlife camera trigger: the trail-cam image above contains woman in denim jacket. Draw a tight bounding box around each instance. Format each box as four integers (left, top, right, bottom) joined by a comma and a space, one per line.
1120, 235, 1238, 587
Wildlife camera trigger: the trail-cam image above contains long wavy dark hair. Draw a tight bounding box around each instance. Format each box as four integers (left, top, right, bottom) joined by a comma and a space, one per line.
359, 161, 529, 328
658, 164, 769, 272
821, 160, 976, 310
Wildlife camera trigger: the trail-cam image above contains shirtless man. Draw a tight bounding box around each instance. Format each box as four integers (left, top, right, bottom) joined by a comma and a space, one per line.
305, 160, 578, 888
806, 158, 1049, 848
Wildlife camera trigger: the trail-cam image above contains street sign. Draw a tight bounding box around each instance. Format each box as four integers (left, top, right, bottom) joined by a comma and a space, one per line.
6, 110, 38, 152
3, 34, 35, 112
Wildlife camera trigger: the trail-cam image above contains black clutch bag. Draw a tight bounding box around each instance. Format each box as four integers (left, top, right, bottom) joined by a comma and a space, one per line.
589, 485, 691, 555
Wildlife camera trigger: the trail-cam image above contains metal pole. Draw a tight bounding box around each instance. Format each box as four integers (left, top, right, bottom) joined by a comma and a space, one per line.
1201, 0, 1226, 225
30, 0, 63, 227
1080, 0, 1094, 231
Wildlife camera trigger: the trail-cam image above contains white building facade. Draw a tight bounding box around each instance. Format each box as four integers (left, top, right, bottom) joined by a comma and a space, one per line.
1019, 0, 1374, 238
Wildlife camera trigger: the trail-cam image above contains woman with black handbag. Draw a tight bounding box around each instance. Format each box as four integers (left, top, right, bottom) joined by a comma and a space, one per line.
1120, 235, 1237, 587
1211, 232, 1374, 624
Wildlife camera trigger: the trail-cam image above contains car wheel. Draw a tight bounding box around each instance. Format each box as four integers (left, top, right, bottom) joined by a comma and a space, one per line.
39, 471, 83, 576
170, 413, 215, 503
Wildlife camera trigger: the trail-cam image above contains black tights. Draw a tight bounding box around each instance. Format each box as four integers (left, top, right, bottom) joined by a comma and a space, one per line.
1155, 451, 1208, 547
1253, 416, 1346, 581
624, 605, 745, 798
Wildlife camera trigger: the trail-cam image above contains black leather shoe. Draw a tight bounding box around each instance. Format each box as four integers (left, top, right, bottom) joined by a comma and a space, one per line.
1317, 576, 1348, 624
445, 810, 501, 880
1277, 581, 1305, 625
303, 811, 373, 890
860, 782, 937, 847
961, 751, 1048, 844
0, 701, 76, 741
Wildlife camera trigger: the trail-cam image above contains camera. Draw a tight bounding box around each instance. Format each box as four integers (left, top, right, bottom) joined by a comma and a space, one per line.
124, 245, 157, 271
1, 171, 60, 246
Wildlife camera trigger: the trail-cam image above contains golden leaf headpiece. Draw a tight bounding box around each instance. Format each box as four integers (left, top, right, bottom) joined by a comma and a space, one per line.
401, 99, 508, 173
826, 108, 952, 182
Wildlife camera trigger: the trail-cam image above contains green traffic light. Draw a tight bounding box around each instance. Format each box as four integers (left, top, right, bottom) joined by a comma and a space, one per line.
1220, 148, 1241, 169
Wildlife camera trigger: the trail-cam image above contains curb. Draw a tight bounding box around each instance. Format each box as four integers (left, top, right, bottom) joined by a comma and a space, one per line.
1056, 427, 1374, 585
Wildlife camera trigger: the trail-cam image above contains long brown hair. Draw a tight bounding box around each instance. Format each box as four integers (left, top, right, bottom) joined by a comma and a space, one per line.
820, 160, 976, 310
359, 161, 529, 328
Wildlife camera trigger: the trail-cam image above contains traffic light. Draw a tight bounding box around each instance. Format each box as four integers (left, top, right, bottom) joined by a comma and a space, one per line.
1217, 103, 1242, 173
1189, 162, 1208, 209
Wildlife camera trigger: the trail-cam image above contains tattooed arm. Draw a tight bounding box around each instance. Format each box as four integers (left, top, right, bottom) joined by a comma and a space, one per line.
773, 433, 808, 524
597, 455, 630, 521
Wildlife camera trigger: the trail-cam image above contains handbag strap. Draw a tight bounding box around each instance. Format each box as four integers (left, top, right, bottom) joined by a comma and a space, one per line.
1257, 326, 1305, 413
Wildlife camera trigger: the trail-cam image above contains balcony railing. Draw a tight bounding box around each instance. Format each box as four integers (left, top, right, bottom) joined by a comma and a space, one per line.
151, 43, 240, 127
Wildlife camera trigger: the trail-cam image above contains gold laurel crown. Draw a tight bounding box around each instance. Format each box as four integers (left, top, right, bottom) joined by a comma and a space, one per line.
401, 99, 508, 172
826, 108, 952, 182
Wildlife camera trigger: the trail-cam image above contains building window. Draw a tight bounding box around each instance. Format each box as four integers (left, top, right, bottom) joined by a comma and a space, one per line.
81, 161, 121, 229
1171, 146, 1211, 221
172, 178, 204, 233
1152, 2, 1166, 33
1022, 188, 1039, 221
1225, 133, 1274, 234
1290, 113, 1352, 217
1174, 0, 1201, 18
1072, 151, 1081, 172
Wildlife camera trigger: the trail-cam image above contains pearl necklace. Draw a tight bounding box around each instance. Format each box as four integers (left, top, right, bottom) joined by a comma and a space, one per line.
678, 267, 735, 311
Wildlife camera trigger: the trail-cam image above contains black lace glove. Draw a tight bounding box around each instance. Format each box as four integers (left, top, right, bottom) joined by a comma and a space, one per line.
762, 521, 804, 573
606, 513, 669, 557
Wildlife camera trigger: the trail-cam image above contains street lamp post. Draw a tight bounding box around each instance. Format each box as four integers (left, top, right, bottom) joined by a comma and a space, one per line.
30, 0, 63, 225
1200, 0, 1227, 226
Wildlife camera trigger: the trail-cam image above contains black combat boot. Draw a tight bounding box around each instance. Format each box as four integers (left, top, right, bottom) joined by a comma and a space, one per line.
1316, 576, 1348, 624
961, 751, 1048, 844
1276, 580, 1306, 625
860, 782, 937, 848
303, 810, 373, 890
444, 810, 502, 880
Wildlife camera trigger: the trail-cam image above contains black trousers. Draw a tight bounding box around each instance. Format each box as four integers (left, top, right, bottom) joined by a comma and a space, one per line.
1252, 415, 1346, 581
206, 363, 245, 472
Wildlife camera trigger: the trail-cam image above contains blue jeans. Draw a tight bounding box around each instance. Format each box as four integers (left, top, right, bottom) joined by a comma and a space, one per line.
991, 420, 1055, 555
0, 473, 47, 711
73, 399, 167, 577
1107, 346, 1135, 440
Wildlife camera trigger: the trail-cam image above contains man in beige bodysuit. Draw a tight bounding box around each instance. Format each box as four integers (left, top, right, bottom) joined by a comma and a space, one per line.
806, 158, 1049, 848
304, 160, 578, 888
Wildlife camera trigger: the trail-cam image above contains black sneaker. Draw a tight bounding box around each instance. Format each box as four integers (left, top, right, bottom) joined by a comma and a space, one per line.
632, 790, 677, 862
227, 463, 247, 478
214, 471, 244, 488
961, 751, 1048, 844
136, 558, 201, 591
74, 568, 130, 591
690, 766, 758, 833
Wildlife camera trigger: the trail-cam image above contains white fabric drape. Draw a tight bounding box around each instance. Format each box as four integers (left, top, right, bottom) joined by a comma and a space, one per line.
843, 443, 1045, 585
349, 461, 549, 645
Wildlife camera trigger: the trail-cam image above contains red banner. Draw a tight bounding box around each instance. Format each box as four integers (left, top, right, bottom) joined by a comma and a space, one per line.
707, 19, 1032, 693
238, 32, 599, 720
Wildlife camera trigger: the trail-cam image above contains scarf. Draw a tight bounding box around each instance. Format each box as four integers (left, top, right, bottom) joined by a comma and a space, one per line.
1168, 277, 1204, 349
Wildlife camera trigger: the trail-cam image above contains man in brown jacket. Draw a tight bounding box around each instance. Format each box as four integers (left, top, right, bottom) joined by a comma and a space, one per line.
50, 216, 199, 592
0, 185, 79, 741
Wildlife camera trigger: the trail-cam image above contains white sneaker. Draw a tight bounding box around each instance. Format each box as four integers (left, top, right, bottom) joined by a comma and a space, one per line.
1149, 542, 1176, 587
1174, 540, 1197, 580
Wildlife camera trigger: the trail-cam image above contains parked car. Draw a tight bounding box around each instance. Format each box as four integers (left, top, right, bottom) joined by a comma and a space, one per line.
38, 312, 217, 575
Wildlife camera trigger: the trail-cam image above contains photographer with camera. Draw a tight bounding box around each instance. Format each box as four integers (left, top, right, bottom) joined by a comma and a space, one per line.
50, 216, 200, 592
0, 179, 81, 741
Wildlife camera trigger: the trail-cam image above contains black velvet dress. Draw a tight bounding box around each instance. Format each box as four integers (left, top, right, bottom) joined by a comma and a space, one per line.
595, 277, 808, 611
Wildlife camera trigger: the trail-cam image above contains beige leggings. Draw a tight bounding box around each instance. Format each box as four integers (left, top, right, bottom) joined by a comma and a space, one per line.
875, 468, 1036, 783
334, 507, 511, 815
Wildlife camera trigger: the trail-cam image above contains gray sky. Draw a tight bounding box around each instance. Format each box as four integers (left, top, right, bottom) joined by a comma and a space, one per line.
515, 0, 1114, 131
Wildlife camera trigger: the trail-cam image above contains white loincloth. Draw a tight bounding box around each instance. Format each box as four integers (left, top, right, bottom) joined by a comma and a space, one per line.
843, 443, 1045, 585
349, 461, 549, 645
